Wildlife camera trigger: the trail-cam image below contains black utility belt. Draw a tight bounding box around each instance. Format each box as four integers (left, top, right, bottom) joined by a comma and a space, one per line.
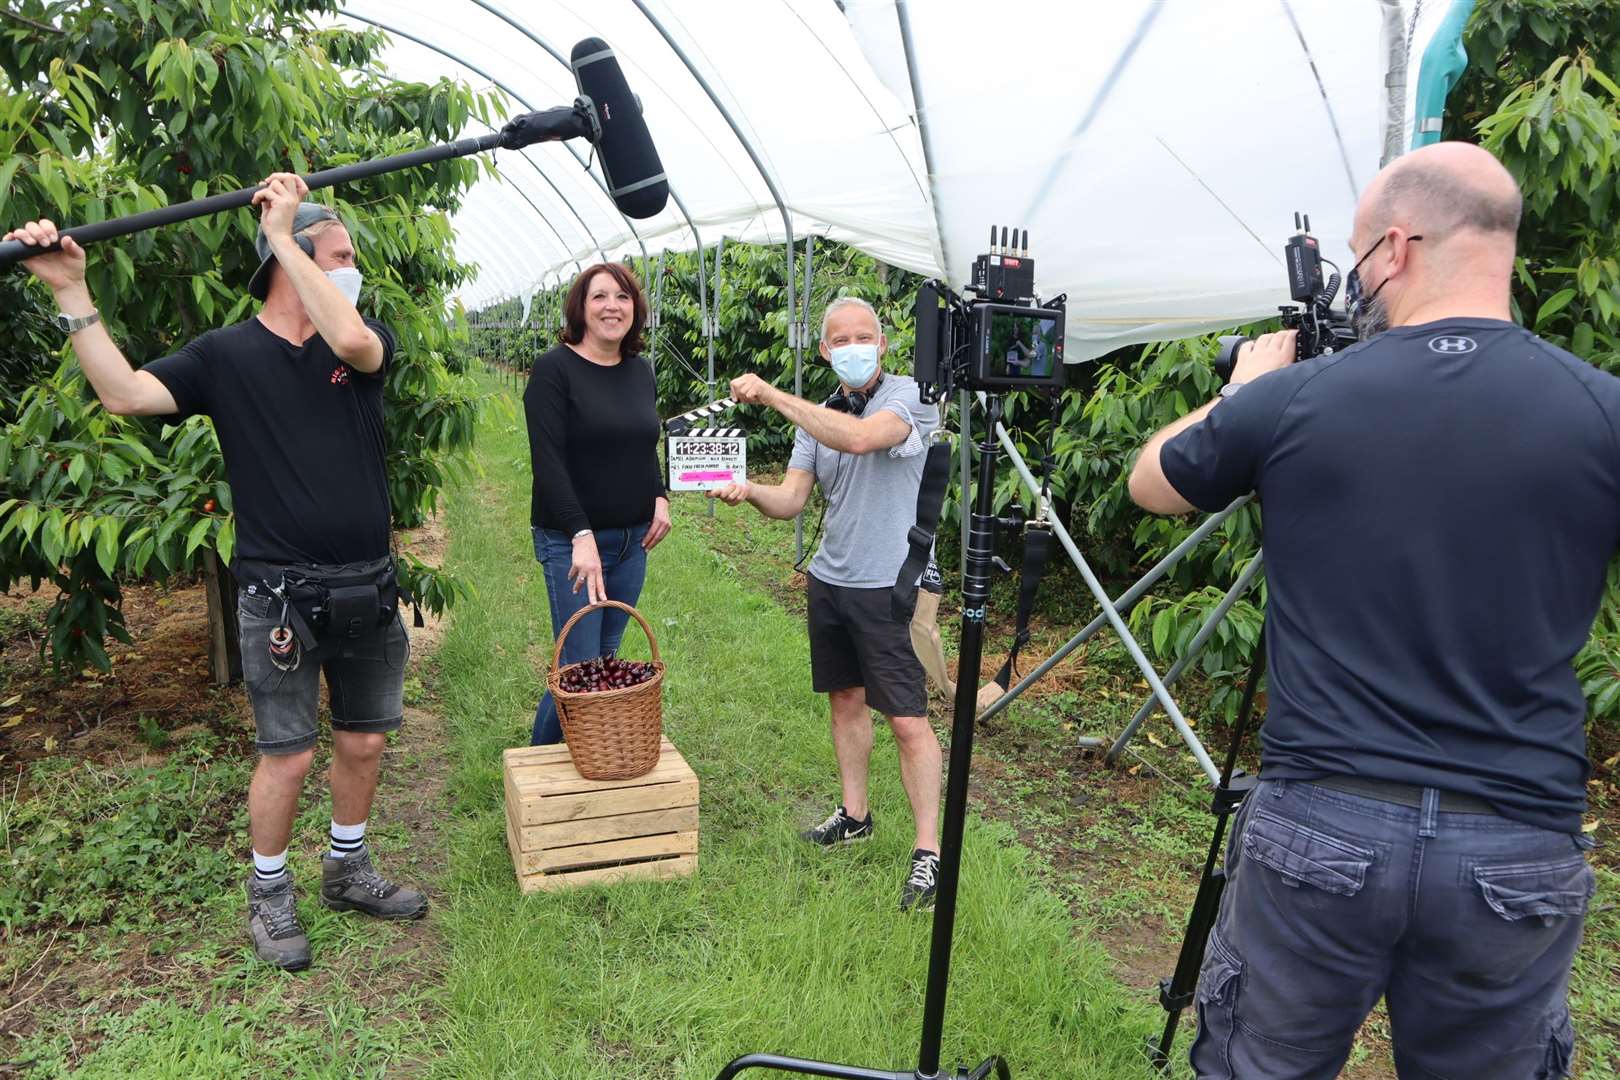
240, 555, 399, 652
1310, 775, 1496, 815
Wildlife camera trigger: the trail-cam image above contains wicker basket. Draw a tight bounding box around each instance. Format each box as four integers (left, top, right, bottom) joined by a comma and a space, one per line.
547, 600, 666, 780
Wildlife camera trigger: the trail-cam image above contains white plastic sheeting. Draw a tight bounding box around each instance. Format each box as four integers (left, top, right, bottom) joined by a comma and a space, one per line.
337, 0, 1452, 357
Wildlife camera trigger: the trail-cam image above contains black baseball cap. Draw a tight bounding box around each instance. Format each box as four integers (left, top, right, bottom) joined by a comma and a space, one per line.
248, 202, 342, 301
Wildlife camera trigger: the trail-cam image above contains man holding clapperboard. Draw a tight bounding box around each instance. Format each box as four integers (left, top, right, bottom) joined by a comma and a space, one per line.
707, 297, 944, 913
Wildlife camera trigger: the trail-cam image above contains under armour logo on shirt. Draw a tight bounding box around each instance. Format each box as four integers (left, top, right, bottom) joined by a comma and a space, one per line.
1428, 336, 1478, 354
330, 364, 352, 385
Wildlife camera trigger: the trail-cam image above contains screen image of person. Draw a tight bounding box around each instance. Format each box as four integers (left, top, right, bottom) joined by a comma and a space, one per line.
7, 176, 429, 973
709, 296, 946, 913
523, 262, 672, 746
1129, 141, 1603, 1078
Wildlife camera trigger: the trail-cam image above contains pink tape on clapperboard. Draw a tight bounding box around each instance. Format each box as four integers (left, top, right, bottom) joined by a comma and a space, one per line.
680, 470, 735, 482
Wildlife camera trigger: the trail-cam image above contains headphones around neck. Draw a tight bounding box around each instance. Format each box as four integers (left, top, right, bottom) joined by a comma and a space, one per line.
824, 373, 883, 417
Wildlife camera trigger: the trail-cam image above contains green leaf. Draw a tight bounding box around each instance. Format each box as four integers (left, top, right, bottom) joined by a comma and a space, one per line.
0, 156, 24, 219
145, 40, 172, 82
215, 516, 235, 565
95, 518, 120, 576
41, 511, 67, 565
1573, 322, 1596, 356
184, 516, 212, 557
1536, 287, 1577, 326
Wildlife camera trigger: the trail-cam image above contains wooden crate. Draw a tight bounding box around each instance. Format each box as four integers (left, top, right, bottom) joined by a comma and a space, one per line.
503, 736, 698, 893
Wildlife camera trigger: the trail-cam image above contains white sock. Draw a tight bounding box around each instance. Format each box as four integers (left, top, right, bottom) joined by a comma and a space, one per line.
253, 849, 289, 882
330, 819, 367, 859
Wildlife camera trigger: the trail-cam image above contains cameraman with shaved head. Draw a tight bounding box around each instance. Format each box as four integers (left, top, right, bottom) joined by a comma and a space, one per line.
1130, 142, 1604, 1078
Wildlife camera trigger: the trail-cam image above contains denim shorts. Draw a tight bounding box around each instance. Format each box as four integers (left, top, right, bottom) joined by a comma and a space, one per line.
237, 586, 409, 755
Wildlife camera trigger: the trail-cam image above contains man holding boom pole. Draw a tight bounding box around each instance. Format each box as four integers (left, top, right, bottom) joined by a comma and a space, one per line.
6, 172, 427, 972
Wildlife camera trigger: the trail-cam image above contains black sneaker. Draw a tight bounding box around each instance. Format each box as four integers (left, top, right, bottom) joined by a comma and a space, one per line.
900, 849, 940, 912
800, 805, 874, 847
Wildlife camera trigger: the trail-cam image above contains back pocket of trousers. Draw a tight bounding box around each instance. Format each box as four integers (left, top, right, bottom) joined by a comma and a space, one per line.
1242, 809, 1375, 895
1473, 856, 1594, 924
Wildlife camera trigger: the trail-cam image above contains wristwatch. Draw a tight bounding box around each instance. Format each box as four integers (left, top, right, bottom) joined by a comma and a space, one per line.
1218, 382, 1246, 400
572, 528, 592, 540
56, 308, 100, 334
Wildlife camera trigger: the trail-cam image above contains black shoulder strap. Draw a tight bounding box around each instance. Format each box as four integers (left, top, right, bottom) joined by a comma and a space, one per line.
892, 437, 954, 621
989, 524, 1053, 691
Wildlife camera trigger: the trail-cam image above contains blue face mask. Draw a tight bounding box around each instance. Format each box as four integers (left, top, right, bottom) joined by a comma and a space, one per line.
828, 342, 880, 388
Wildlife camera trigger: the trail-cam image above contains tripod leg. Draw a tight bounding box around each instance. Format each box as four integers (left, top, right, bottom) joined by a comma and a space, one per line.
1146, 629, 1266, 1073
961, 1056, 1012, 1079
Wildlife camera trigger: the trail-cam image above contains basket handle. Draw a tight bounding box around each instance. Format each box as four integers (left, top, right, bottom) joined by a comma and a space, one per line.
550, 599, 662, 671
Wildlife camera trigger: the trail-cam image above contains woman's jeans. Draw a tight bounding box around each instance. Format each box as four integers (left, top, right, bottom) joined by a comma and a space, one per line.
530, 523, 650, 745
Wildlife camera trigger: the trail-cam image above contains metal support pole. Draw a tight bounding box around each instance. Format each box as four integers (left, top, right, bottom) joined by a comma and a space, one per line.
975, 499, 1251, 727
801, 234, 816, 337
1106, 553, 1266, 763
978, 392, 1221, 784
630, 0, 799, 561
651, 250, 666, 376
706, 237, 724, 518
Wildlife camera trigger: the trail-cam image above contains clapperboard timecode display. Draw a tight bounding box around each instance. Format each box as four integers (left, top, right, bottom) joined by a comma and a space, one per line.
665, 398, 746, 492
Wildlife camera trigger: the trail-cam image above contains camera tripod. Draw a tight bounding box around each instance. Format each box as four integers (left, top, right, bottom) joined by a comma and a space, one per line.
713, 396, 1015, 1080
1145, 628, 1267, 1072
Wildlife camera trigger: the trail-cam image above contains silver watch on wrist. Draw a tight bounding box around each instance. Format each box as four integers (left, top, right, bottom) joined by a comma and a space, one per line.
572, 528, 592, 540
1218, 381, 1247, 399
56, 308, 100, 334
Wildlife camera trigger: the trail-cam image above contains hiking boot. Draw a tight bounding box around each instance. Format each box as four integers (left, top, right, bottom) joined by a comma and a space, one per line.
900, 848, 940, 913
320, 849, 429, 920
800, 805, 874, 848
247, 873, 311, 971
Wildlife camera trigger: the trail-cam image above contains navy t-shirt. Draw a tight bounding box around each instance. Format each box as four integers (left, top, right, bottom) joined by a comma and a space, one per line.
143, 317, 396, 567
1161, 318, 1620, 833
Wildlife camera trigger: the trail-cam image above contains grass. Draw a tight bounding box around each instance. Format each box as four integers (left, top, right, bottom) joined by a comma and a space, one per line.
5, 370, 1613, 1077
2, 731, 444, 1076
427, 394, 1160, 1078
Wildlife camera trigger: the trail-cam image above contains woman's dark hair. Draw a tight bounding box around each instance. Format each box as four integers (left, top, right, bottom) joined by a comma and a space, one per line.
560, 262, 649, 356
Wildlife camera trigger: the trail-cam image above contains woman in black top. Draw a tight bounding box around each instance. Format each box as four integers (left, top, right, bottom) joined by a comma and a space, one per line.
524, 262, 670, 744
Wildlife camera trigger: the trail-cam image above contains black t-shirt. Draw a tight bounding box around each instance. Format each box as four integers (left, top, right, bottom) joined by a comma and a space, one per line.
1162, 318, 1620, 834
143, 317, 396, 566
524, 343, 664, 535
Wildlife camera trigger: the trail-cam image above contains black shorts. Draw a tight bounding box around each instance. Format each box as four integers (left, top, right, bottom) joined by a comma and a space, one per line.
806, 574, 927, 717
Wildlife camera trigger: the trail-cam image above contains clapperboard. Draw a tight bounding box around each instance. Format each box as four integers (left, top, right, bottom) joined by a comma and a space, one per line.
664, 398, 747, 492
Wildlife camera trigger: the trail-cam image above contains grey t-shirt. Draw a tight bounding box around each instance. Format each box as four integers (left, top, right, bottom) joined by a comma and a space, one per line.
788, 374, 940, 588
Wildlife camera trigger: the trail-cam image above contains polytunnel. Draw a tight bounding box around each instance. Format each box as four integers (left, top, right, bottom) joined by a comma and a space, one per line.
332, 0, 1473, 359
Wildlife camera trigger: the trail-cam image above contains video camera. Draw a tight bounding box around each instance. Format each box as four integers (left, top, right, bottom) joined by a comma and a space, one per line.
915, 226, 1067, 404
1215, 212, 1357, 380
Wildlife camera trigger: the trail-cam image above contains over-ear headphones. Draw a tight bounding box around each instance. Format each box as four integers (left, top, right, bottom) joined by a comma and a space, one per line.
823, 373, 883, 417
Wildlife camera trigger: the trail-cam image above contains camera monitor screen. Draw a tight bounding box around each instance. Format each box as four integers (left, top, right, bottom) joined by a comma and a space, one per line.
974, 304, 1065, 387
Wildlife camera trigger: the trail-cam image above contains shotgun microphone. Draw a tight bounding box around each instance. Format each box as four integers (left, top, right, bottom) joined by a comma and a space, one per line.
571, 38, 669, 219
1, 36, 671, 267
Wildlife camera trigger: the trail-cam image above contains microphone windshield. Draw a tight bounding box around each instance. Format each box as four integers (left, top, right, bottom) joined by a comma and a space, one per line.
572, 38, 670, 219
